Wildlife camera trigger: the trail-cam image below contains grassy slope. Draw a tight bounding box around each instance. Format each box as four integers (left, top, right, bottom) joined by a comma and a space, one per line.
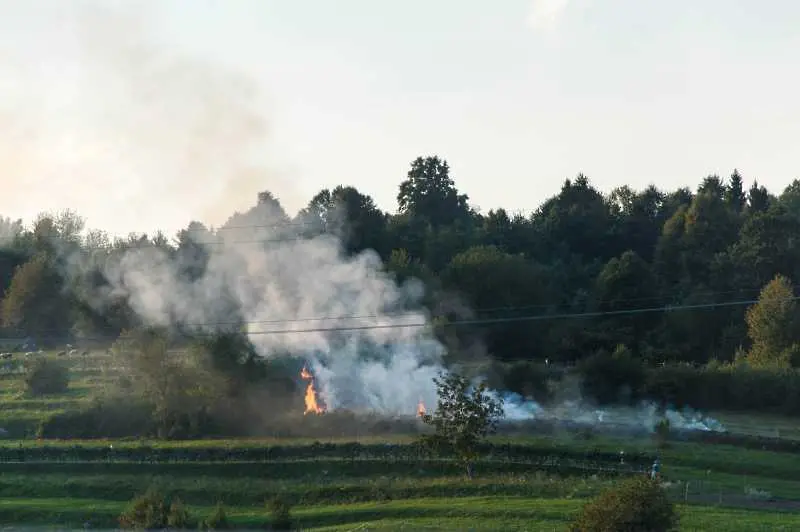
0, 496, 798, 531
0, 351, 799, 529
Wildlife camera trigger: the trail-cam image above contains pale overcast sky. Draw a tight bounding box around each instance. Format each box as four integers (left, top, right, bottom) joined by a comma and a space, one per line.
0, 0, 798, 237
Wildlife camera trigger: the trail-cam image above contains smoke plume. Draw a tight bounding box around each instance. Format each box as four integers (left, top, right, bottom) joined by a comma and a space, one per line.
0, 217, 23, 246
10, 4, 724, 430
500, 392, 725, 433
95, 200, 443, 415
0, 3, 288, 236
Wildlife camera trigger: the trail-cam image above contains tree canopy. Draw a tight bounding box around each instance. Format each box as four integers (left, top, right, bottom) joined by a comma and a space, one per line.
3, 157, 800, 424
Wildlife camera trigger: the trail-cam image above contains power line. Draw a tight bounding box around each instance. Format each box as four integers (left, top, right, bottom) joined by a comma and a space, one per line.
0, 295, 787, 344
240, 296, 785, 336
0, 286, 768, 337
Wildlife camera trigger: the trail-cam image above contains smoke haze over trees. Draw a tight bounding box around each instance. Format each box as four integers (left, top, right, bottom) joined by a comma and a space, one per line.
5, 156, 800, 436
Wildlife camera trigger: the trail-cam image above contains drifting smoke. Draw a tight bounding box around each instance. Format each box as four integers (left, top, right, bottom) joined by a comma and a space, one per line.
88, 201, 444, 416
0, 216, 23, 246
0, 3, 290, 237
499, 391, 725, 433
6, 5, 725, 431
0, 3, 443, 416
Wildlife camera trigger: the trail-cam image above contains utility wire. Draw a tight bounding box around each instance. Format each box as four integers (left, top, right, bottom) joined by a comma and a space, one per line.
241, 296, 789, 335
0, 295, 790, 344
0, 286, 768, 337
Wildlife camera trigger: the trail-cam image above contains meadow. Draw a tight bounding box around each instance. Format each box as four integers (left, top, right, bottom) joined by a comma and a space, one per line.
1, 351, 800, 530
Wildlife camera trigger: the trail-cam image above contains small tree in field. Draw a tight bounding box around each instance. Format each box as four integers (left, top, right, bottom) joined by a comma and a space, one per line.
419, 372, 504, 478
24, 358, 69, 396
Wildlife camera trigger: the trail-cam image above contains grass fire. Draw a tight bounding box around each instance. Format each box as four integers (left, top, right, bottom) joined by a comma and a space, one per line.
300, 365, 326, 415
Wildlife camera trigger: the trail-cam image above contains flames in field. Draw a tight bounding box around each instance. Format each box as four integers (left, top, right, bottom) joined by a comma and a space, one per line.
299, 365, 430, 418
300, 365, 326, 415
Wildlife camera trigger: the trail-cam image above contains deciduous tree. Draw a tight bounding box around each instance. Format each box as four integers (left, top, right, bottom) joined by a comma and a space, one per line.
419, 372, 503, 478
745, 274, 800, 367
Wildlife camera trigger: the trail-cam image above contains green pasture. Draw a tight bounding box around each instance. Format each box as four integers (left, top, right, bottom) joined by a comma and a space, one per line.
0, 349, 798, 529
0, 495, 798, 530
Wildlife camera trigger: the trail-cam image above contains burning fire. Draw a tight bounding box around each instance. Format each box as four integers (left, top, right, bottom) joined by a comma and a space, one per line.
417, 399, 426, 417
300, 365, 325, 415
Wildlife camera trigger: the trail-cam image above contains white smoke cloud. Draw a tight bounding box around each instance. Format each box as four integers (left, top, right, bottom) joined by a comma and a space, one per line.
90, 204, 444, 416
499, 391, 725, 433
0, 3, 287, 237
0, 216, 23, 246
527, 0, 571, 32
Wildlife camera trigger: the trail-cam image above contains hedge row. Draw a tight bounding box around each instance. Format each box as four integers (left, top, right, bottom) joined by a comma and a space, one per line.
0, 441, 653, 466
577, 353, 800, 417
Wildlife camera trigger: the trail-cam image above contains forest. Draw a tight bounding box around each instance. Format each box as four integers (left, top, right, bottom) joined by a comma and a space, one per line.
2, 155, 800, 439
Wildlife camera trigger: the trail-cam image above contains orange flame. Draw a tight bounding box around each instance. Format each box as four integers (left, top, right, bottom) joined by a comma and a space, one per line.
300, 365, 325, 415
417, 399, 426, 417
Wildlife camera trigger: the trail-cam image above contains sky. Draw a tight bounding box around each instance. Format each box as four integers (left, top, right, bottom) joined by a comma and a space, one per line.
0, 0, 798, 237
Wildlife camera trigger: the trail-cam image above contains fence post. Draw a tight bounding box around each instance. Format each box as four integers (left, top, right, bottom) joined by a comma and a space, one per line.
684, 481, 689, 502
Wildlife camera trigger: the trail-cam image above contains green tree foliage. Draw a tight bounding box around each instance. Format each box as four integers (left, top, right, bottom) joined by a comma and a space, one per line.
128, 330, 224, 439
442, 245, 551, 360
745, 275, 800, 367
23, 358, 69, 396
192, 332, 265, 398
592, 251, 657, 351
8, 159, 800, 426
534, 174, 616, 261
300, 185, 388, 256
419, 372, 504, 478
578, 345, 644, 405
200, 503, 231, 530
397, 156, 472, 228
119, 489, 193, 529
726, 169, 747, 213
1, 254, 71, 341
571, 476, 678, 532
267, 496, 294, 531
748, 180, 771, 213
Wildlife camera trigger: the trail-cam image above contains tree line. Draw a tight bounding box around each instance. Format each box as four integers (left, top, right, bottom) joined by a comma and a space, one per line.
3, 155, 800, 431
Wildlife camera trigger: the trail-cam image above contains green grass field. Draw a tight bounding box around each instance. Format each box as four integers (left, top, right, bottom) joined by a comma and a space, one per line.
0, 350, 799, 529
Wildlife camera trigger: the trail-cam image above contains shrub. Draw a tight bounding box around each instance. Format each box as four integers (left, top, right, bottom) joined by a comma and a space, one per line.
654, 418, 670, 449
119, 490, 194, 529
200, 503, 231, 530
118, 489, 169, 529
23, 358, 69, 396
493, 360, 555, 403
578, 345, 644, 404
571, 476, 678, 532
640, 363, 800, 416
167, 497, 192, 529
37, 397, 155, 439
267, 496, 293, 531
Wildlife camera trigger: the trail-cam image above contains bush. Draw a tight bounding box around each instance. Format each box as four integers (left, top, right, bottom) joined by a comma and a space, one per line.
167, 497, 191, 529
571, 476, 678, 532
37, 397, 156, 439
200, 503, 231, 530
119, 490, 194, 529
640, 363, 800, 416
267, 496, 294, 531
491, 360, 556, 403
578, 345, 644, 404
23, 358, 69, 396
654, 418, 670, 449
118, 489, 169, 529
